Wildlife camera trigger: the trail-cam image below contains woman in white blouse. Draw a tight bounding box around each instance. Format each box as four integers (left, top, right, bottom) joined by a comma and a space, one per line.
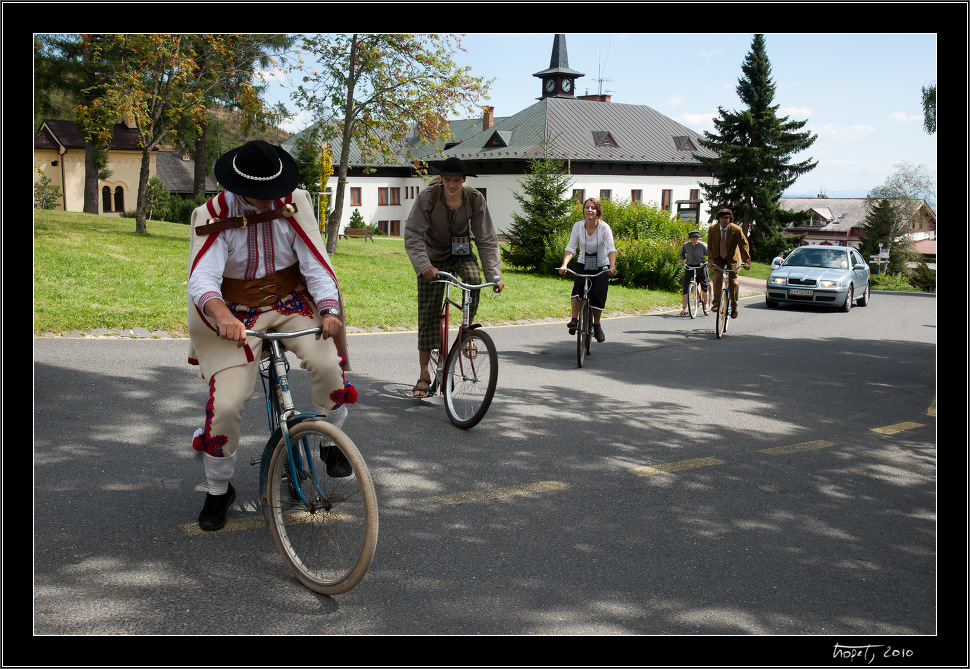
557, 198, 617, 342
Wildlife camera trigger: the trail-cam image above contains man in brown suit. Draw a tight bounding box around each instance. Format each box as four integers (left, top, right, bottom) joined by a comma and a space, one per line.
707, 208, 751, 318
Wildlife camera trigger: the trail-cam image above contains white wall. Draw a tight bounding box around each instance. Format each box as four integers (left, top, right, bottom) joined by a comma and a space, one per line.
325, 172, 717, 235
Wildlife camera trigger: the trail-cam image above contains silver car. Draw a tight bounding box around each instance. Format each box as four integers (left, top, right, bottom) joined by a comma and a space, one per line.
766, 245, 871, 311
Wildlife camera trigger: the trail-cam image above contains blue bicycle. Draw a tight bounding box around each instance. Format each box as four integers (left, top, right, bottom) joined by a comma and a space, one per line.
249, 327, 378, 595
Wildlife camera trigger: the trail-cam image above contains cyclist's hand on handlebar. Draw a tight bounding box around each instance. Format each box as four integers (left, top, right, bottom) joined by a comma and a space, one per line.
317, 313, 341, 340
557, 265, 567, 275
421, 265, 439, 281
743, 263, 751, 271
493, 280, 505, 293
609, 267, 618, 276
215, 312, 247, 347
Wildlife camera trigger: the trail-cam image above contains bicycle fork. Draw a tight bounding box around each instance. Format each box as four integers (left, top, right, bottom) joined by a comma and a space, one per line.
264, 341, 329, 510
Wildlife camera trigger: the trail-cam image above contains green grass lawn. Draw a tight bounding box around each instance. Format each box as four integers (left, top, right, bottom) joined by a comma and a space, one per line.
34, 209, 768, 336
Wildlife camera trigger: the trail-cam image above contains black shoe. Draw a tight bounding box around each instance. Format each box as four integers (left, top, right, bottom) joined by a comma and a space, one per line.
321, 445, 353, 478
593, 324, 605, 343
567, 318, 578, 335
198, 482, 236, 531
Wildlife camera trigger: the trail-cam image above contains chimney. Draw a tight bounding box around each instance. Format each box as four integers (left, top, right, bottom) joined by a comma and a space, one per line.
483, 106, 494, 130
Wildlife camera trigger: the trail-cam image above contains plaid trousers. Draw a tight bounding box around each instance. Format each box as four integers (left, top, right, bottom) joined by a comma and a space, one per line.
417, 254, 482, 351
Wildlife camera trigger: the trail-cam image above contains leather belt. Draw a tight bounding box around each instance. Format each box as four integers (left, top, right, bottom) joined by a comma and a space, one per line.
195, 203, 298, 236
221, 263, 302, 307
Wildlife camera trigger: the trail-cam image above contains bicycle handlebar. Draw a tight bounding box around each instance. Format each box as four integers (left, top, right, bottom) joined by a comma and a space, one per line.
433, 270, 501, 291
558, 267, 613, 278
244, 327, 322, 340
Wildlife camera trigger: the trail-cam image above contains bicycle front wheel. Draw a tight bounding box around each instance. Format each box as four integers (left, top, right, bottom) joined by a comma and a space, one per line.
576, 300, 588, 368
443, 329, 498, 429
688, 280, 698, 318
264, 420, 378, 595
716, 290, 729, 338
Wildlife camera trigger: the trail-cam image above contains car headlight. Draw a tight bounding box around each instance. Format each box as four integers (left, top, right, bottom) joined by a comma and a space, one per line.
819, 279, 842, 288
770, 277, 786, 285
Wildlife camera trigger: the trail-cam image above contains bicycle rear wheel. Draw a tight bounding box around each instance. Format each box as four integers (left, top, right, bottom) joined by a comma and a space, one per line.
443, 329, 498, 429
264, 420, 378, 595
716, 289, 729, 338
688, 279, 698, 319
576, 300, 588, 368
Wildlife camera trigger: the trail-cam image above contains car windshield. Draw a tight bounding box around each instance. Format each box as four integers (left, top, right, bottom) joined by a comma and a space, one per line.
784, 248, 849, 269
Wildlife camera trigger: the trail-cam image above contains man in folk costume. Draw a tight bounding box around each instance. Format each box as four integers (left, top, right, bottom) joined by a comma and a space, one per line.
187, 140, 356, 531
707, 207, 751, 319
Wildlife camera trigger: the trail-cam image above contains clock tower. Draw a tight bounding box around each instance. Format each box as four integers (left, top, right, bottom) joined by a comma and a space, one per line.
533, 34, 584, 99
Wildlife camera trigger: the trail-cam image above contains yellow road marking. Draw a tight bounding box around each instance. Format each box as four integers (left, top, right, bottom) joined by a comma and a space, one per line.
759, 440, 836, 455
629, 456, 726, 477
871, 421, 925, 435
434, 481, 570, 504
927, 397, 936, 417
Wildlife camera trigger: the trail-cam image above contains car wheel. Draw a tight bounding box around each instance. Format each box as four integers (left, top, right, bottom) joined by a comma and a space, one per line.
840, 284, 854, 312
857, 282, 870, 307
765, 294, 779, 308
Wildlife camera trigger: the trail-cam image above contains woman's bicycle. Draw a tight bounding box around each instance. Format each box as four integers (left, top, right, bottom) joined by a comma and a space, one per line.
684, 264, 710, 319
248, 327, 378, 595
559, 267, 612, 368
425, 271, 501, 429
710, 265, 739, 339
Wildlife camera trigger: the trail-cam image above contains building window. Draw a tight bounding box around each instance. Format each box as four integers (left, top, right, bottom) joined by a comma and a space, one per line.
690, 189, 699, 201
631, 190, 642, 203
102, 186, 112, 212
390, 187, 400, 205
350, 187, 361, 206
114, 186, 125, 212
661, 189, 672, 212
572, 189, 585, 204
477, 188, 486, 200
378, 220, 401, 236
378, 188, 388, 206
599, 189, 611, 201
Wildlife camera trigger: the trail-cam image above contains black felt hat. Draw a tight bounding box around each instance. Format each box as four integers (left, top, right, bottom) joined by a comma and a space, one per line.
214, 140, 299, 200
429, 157, 476, 178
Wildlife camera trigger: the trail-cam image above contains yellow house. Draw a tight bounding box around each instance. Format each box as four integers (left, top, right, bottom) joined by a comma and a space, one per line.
33, 118, 156, 215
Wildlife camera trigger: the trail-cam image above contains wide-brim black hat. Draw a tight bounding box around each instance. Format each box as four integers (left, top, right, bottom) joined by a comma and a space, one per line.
214, 140, 300, 200
429, 156, 476, 178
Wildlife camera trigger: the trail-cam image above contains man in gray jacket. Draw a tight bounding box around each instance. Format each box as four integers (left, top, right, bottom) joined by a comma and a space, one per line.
404, 158, 504, 398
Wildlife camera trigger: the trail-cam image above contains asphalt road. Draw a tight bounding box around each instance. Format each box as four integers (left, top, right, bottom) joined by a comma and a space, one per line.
32, 290, 946, 654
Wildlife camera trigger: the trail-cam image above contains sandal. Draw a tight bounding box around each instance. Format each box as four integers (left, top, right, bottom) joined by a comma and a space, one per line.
567, 318, 578, 335
412, 377, 432, 398
679, 309, 688, 317
464, 341, 477, 359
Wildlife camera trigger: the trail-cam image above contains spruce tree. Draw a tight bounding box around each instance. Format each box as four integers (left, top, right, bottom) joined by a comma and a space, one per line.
694, 34, 818, 262
502, 157, 574, 271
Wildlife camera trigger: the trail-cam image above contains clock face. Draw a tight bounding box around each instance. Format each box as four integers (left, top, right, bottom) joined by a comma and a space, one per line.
562, 79, 572, 92
545, 79, 555, 92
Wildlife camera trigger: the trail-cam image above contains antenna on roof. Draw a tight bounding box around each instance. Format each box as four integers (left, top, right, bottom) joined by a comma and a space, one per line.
596, 40, 614, 97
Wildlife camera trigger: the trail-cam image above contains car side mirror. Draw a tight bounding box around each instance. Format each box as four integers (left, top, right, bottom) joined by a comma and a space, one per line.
853, 263, 867, 271
771, 258, 783, 269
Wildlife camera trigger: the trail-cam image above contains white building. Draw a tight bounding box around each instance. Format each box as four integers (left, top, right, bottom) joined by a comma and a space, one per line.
282, 34, 719, 236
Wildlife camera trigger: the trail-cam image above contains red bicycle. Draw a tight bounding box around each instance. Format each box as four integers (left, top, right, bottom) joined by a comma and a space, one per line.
425, 271, 501, 429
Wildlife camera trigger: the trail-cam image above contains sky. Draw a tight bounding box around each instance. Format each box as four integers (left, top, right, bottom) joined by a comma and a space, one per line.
262, 33, 937, 205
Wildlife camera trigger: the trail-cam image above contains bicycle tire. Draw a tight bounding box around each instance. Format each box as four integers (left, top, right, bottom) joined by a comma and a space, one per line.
264, 420, 378, 595
688, 279, 698, 319
716, 289, 729, 338
443, 329, 498, 429
583, 301, 593, 356
576, 299, 588, 368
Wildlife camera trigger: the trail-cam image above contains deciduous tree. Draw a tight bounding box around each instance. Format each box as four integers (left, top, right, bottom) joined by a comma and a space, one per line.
293, 34, 491, 253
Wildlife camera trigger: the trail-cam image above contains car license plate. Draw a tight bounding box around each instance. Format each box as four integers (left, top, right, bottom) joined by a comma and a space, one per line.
789, 288, 813, 296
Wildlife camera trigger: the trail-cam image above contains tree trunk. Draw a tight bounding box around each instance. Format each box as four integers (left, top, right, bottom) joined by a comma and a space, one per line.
193, 117, 209, 199
134, 148, 152, 234
83, 141, 99, 214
